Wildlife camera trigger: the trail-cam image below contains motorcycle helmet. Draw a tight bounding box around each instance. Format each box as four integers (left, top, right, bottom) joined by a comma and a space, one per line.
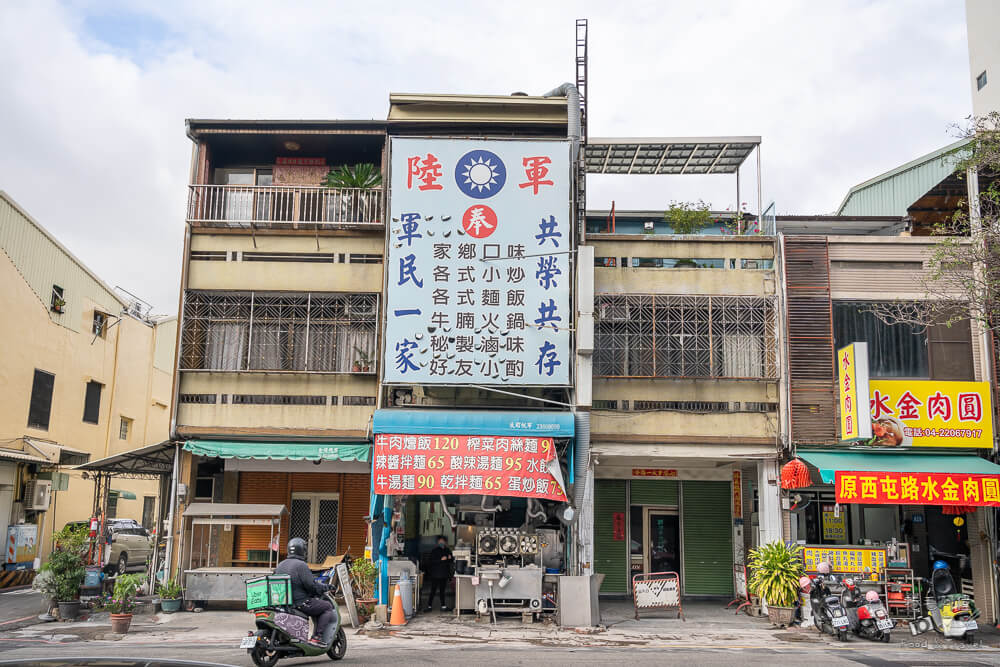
933, 560, 950, 571
865, 590, 880, 602
287, 537, 307, 560
817, 561, 831, 574
799, 575, 812, 592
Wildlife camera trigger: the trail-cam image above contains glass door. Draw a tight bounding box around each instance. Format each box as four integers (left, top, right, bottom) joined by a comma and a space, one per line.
645, 509, 680, 575
290, 492, 340, 562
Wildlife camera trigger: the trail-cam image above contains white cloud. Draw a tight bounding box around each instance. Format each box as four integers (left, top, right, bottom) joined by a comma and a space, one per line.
0, 0, 970, 311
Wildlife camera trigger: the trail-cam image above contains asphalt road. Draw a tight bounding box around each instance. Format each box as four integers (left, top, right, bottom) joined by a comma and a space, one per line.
0, 640, 997, 666
0, 587, 45, 630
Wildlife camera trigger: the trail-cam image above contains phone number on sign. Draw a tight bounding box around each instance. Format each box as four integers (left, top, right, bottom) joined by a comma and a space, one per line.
903, 427, 984, 438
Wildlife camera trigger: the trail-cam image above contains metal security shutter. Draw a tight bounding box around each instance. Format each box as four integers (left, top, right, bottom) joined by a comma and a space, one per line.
339, 473, 371, 555
630, 479, 678, 506
235, 471, 289, 562
594, 479, 627, 593
681, 481, 733, 595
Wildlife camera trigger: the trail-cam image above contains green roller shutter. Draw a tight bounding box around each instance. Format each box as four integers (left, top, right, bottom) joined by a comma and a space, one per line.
594, 479, 627, 594
681, 481, 733, 595
630, 479, 678, 506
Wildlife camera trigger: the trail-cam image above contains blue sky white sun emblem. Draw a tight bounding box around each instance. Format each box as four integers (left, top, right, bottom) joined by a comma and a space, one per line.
455, 150, 506, 199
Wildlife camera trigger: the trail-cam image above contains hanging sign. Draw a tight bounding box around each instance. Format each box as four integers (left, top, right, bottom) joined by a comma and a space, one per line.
732, 470, 742, 518
821, 503, 847, 541
372, 433, 566, 501
838, 343, 872, 441
384, 138, 572, 386
632, 468, 678, 478
867, 380, 992, 448
612, 512, 625, 541
802, 545, 887, 574
835, 470, 1000, 507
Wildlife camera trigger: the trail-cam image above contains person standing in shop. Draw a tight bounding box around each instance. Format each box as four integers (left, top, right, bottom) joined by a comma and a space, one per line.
423, 535, 454, 611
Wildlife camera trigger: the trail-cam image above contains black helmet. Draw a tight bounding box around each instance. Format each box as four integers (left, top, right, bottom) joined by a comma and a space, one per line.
288, 537, 307, 560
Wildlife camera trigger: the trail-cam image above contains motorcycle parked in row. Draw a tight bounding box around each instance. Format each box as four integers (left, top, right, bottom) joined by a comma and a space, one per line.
806, 564, 851, 641
910, 560, 979, 644
841, 578, 894, 642
242, 566, 347, 666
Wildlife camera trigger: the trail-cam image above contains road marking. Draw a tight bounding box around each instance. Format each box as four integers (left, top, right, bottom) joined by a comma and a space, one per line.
1, 588, 38, 596
0, 616, 37, 626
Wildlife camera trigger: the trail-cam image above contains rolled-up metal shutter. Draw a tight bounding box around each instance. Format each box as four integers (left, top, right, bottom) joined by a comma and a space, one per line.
594, 479, 627, 594
681, 481, 733, 595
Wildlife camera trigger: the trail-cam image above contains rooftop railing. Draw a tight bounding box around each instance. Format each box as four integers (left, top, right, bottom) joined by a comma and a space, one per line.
187, 185, 383, 228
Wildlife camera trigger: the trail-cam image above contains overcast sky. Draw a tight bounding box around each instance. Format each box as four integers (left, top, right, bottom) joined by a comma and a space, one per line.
0, 1, 973, 314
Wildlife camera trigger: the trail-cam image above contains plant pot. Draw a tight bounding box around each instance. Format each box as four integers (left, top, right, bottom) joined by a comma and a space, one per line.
57, 600, 81, 621
160, 598, 182, 614
766, 604, 795, 627
110, 613, 133, 634
352, 364, 362, 373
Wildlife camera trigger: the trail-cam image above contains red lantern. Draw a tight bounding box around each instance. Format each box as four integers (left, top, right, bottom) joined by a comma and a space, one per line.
781, 459, 812, 489
941, 505, 976, 515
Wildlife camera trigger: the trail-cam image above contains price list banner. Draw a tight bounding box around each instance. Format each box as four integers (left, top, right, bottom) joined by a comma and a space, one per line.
372, 433, 567, 501
384, 138, 571, 385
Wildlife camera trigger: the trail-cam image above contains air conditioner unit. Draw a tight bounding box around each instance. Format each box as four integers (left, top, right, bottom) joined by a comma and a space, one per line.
23, 480, 52, 511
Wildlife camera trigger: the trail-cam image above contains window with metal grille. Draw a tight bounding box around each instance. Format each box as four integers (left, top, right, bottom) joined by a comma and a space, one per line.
592, 399, 618, 409
594, 295, 777, 379
179, 393, 217, 404
348, 254, 383, 264
242, 252, 336, 263
190, 250, 228, 261
631, 258, 725, 268
230, 394, 327, 405
342, 395, 376, 406
119, 416, 132, 440
180, 291, 378, 373
28, 369, 55, 430
92, 311, 108, 338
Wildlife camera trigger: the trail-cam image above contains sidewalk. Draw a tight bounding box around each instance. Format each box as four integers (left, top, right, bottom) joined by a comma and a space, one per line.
5, 599, 1000, 652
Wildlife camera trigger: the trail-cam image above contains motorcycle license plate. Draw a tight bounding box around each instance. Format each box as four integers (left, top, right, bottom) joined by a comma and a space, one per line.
240, 636, 258, 649
876, 619, 893, 631
965, 620, 978, 631
832, 616, 849, 627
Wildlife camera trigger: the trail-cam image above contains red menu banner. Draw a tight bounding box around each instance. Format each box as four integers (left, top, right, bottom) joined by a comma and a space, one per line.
835, 470, 1000, 507
373, 433, 566, 501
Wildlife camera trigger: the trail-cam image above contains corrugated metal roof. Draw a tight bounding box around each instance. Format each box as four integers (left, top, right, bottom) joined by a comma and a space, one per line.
0, 191, 126, 333
835, 139, 971, 216
0, 448, 49, 464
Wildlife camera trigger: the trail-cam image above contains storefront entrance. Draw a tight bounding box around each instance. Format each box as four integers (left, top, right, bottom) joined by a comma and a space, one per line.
643, 509, 679, 574
290, 493, 340, 563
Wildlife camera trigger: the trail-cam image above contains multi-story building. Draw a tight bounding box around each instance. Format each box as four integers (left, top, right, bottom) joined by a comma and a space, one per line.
967, 0, 1000, 116
0, 191, 176, 566
171, 120, 386, 570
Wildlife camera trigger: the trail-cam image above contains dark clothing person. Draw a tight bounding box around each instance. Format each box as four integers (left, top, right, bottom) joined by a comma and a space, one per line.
275, 538, 331, 644
422, 538, 453, 610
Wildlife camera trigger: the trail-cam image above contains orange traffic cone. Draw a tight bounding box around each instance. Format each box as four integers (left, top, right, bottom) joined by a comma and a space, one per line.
389, 584, 407, 626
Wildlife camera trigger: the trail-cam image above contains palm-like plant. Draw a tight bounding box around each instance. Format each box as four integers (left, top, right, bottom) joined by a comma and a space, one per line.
747, 541, 804, 607
322, 163, 381, 189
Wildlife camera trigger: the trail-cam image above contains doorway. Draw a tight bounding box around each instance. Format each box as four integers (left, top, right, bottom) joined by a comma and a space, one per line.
289, 492, 339, 563
644, 508, 680, 575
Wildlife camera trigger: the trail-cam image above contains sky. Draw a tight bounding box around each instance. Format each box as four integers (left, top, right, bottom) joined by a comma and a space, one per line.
0, 0, 974, 314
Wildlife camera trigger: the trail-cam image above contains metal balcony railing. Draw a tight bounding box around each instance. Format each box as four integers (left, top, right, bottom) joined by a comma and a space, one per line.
186, 185, 383, 227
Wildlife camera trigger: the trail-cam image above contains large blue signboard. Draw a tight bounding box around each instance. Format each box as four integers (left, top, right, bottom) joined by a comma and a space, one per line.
384, 138, 571, 385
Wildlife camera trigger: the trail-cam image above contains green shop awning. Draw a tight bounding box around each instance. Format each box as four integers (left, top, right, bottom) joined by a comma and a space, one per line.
798, 451, 1000, 484
184, 440, 370, 463
110, 489, 137, 500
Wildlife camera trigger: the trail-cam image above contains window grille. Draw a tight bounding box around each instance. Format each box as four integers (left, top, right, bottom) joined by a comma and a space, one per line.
242, 252, 336, 263
342, 395, 376, 406
230, 394, 327, 406
190, 250, 228, 261
592, 399, 618, 409
349, 254, 383, 264
594, 294, 777, 379
179, 393, 217, 404
180, 291, 378, 373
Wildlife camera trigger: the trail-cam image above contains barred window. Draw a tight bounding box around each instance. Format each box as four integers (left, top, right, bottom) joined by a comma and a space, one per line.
180, 291, 377, 373
594, 294, 777, 379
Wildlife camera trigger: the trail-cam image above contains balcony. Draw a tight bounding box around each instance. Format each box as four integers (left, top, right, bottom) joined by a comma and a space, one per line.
187, 185, 383, 229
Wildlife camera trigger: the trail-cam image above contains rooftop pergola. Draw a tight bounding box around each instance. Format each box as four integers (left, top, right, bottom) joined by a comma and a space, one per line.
584, 136, 764, 228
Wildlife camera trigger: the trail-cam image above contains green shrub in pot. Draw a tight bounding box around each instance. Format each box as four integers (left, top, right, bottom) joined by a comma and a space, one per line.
747, 540, 804, 608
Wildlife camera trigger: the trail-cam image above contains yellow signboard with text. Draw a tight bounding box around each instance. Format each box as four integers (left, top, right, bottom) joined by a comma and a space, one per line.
868, 380, 992, 448
802, 545, 887, 575
837, 343, 871, 441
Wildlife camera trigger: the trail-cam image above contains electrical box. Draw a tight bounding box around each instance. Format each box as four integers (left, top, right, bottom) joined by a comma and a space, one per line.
22, 480, 51, 511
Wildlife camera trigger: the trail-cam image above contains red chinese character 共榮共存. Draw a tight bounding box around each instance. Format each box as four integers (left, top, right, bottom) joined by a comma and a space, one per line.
518, 156, 554, 194
407, 153, 444, 191
957, 393, 983, 422
895, 391, 923, 420
927, 391, 952, 421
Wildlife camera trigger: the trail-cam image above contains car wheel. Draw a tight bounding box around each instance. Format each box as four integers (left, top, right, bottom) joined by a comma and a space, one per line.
117, 553, 128, 575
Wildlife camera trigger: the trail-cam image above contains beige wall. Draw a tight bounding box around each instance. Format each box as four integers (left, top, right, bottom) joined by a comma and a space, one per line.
0, 197, 176, 559
967, 0, 1000, 116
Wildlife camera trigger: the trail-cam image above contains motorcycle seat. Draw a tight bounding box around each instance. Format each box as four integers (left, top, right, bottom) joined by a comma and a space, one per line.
282, 607, 309, 619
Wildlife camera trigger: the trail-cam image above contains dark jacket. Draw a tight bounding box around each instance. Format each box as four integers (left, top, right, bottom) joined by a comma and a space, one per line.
424, 545, 454, 580
275, 556, 324, 604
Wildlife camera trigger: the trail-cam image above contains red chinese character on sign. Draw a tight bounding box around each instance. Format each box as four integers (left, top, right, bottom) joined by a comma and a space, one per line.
407, 153, 443, 191
842, 351, 851, 371
927, 392, 952, 421
871, 390, 893, 419
519, 156, 554, 194
957, 393, 983, 422
895, 391, 923, 420
845, 415, 854, 435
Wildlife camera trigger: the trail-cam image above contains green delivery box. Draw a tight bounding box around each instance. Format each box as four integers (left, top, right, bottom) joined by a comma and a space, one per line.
245, 574, 292, 610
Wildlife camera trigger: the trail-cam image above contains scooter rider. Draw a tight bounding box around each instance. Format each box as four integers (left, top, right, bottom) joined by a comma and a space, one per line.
275, 537, 332, 647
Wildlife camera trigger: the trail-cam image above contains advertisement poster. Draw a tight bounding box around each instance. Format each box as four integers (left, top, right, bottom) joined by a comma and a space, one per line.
837, 342, 871, 441
802, 545, 887, 574
821, 504, 847, 542
835, 470, 1000, 507
867, 380, 993, 448
384, 138, 571, 385
372, 433, 566, 501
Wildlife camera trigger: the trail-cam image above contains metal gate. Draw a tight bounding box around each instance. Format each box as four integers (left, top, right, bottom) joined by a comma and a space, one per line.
289, 493, 340, 562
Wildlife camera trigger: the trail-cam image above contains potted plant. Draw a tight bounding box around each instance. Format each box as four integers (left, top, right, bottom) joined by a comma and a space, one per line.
106, 573, 145, 633
158, 577, 183, 614
349, 558, 377, 623
663, 200, 712, 235
322, 163, 381, 223
31, 567, 59, 620
41, 525, 88, 620
353, 345, 373, 373
748, 541, 805, 627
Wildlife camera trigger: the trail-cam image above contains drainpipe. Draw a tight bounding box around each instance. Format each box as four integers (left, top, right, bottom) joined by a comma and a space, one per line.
542, 83, 581, 161
165, 442, 180, 578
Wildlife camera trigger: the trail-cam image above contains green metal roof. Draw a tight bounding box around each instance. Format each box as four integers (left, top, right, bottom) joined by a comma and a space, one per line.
798, 451, 1000, 484
184, 440, 370, 462
835, 139, 971, 216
